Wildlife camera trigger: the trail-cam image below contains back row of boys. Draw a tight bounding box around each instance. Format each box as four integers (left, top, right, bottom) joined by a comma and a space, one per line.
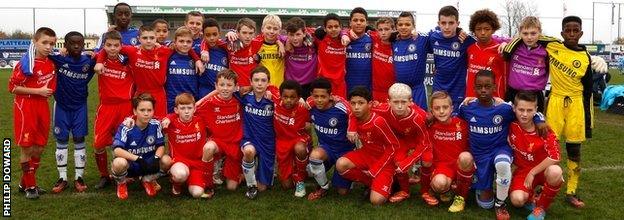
9, 2, 601, 220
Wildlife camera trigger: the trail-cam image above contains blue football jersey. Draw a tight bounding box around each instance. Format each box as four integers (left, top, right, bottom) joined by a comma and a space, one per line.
50, 54, 96, 111
112, 119, 165, 158
309, 100, 355, 153
392, 34, 430, 86
239, 92, 276, 147
458, 100, 514, 158
165, 52, 199, 113
345, 34, 373, 92
428, 29, 476, 100
193, 37, 203, 55
198, 47, 229, 98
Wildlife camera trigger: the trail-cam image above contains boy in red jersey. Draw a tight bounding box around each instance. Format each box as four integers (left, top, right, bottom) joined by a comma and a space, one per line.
195, 69, 244, 191
94, 25, 204, 118
370, 17, 396, 101
9, 27, 57, 199
428, 91, 475, 212
162, 93, 216, 199
336, 86, 400, 205
315, 13, 348, 98
273, 80, 311, 197
508, 92, 563, 220
92, 30, 134, 189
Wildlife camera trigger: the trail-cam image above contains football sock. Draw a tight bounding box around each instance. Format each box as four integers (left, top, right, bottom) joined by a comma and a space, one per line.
537, 182, 561, 210
56, 142, 68, 181
293, 156, 308, 183
456, 167, 475, 198
74, 142, 86, 179
494, 154, 512, 206
308, 158, 329, 189
420, 165, 432, 194
566, 159, 580, 195
242, 160, 257, 187
95, 150, 110, 177
339, 168, 372, 187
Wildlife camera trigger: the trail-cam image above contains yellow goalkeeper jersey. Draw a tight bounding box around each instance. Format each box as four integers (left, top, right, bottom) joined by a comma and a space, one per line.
542, 38, 591, 97
258, 42, 285, 86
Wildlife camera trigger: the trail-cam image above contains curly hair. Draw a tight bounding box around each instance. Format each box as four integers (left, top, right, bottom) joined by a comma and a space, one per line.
469, 9, 500, 33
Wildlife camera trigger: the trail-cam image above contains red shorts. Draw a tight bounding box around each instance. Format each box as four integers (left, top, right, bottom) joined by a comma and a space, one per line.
344, 149, 394, 198
13, 98, 50, 147
432, 162, 458, 180
213, 138, 242, 182
275, 136, 310, 182
137, 89, 166, 119
510, 168, 546, 197
94, 102, 132, 149
172, 158, 205, 187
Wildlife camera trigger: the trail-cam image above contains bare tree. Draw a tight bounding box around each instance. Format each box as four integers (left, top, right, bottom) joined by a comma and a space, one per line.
501, 0, 539, 37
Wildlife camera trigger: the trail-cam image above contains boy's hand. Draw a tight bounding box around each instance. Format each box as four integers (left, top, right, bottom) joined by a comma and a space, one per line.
493, 97, 505, 105
347, 131, 358, 143
498, 42, 508, 54
226, 31, 238, 42
341, 35, 351, 46
160, 118, 171, 129
524, 173, 535, 189
83, 51, 95, 58
591, 56, 609, 73
458, 30, 468, 43
59, 48, 68, 56
36, 86, 54, 97
123, 117, 135, 128
94, 63, 105, 74
349, 29, 358, 40
108, 25, 117, 32
201, 51, 210, 63
264, 90, 273, 100
195, 60, 205, 76
461, 97, 477, 106
276, 40, 286, 57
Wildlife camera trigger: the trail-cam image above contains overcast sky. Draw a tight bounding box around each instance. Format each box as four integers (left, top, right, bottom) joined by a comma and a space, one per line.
0, 0, 622, 43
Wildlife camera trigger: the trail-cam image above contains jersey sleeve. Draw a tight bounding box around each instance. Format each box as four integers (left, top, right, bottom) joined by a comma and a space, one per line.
369, 117, 399, 177
543, 128, 561, 161
112, 125, 130, 149
502, 37, 523, 60
154, 121, 165, 146
8, 62, 28, 93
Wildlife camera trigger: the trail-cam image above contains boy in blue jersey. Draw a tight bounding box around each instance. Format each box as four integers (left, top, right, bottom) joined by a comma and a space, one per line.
35, 32, 95, 194
238, 66, 278, 199
185, 11, 204, 54
345, 7, 373, 93
95, 2, 139, 52
306, 77, 357, 201
429, 6, 476, 112
165, 27, 203, 113
111, 93, 172, 200
459, 70, 546, 220
198, 18, 228, 98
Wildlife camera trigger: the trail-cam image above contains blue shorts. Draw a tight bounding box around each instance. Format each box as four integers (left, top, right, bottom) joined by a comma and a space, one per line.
127, 157, 159, 177
411, 83, 428, 111
472, 146, 513, 190
241, 138, 276, 186
319, 144, 353, 189
53, 102, 88, 141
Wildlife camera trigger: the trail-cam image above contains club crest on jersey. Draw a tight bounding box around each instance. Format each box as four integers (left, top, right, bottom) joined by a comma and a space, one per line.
329, 117, 338, 127
82, 64, 91, 73
408, 44, 416, 52
364, 43, 372, 52
452, 42, 460, 50
264, 104, 273, 112
214, 107, 220, 112
146, 135, 155, 145
131, 37, 138, 45
493, 115, 503, 125
154, 61, 160, 69
221, 57, 228, 65
573, 60, 581, 68
54, 126, 61, 134
189, 60, 195, 68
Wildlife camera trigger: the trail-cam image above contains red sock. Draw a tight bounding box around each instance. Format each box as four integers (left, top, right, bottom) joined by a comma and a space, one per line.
95, 151, 110, 177
341, 168, 372, 187
419, 166, 432, 194
396, 172, 411, 193
21, 162, 36, 189
536, 182, 561, 210
30, 156, 40, 173
202, 160, 215, 189
455, 167, 474, 198
293, 157, 308, 183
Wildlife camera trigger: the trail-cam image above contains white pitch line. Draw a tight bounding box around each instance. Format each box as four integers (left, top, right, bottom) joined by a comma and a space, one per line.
584, 165, 624, 171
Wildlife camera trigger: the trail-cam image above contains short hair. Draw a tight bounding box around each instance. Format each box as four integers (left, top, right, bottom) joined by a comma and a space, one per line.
350, 7, 368, 20
152, 19, 168, 28
216, 69, 238, 84
203, 17, 220, 32
139, 25, 154, 35
64, 31, 83, 42
376, 17, 395, 29
132, 93, 156, 109
519, 16, 542, 32
398, 12, 415, 26
279, 80, 303, 97
262, 14, 282, 29
174, 27, 193, 40
469, 9, 500, 33
348, 86, 372, 102
429, 91, 452, 107
324, 13, 341, 27
438, 5, 459, 21
103, 30, 122, 43
113, 2, 131, 15
310, 77, 332, 94
175, 93, 195, 107
562, 15, 582, 28
388, 83, 412, 100
475, 69, 495, 81
251, 65, 270, 80
186, 11, 203, 22
33, 27, 56, 41
285, 17, 306, 33
514, 91, 538, 104
237, 18, 256, 32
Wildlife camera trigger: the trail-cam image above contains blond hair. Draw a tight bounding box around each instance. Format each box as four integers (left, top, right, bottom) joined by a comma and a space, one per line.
388, 83, 412, 100
519, 16, 542, 32
429, 91, 452, 107
174, 27, 193, 40
262, 14, 282, 29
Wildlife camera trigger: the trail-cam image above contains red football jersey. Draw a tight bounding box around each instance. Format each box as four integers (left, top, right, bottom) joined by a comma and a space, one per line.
356, 112, 400, 176
316, 35, 346, 81
466, 40, 507, 98
373, 103, 431, 171
508, 121, 560, 170
370, 32, 394, 100
195, 94, 242, 144
273, 99, 310, 141
430, 116, 469, 165
98, 56, 134, 104
165, 114, 207, 161
9, 58, 57, 100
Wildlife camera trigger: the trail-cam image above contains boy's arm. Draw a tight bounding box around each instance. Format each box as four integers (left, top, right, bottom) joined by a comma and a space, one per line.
524, 127, 560, 188
8, 62, 53, 97
395, 115, 432, 173
112, 126, 139, 161
368, 118, 399, 177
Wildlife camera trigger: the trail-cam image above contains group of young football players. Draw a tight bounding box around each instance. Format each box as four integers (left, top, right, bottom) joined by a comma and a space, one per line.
10, 2, 607, 220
